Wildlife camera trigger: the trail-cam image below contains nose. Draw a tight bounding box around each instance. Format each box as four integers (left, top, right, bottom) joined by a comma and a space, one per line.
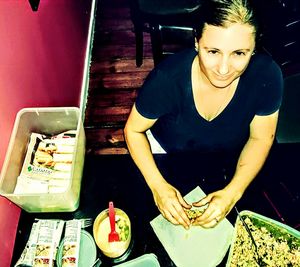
217, 56, 230, 75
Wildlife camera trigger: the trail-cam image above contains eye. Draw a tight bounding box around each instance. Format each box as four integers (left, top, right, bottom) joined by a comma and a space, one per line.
234, 51, 246, 56
207, 49, 219, 55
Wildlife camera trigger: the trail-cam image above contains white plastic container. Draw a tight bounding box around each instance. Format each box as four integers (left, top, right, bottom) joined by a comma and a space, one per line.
0, 107, 85, 212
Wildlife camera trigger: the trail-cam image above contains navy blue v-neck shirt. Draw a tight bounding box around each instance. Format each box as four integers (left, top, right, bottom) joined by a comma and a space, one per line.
136, 49, 283, 155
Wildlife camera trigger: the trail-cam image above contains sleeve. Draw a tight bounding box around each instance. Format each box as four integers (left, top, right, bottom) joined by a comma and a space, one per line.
255, 60, 284, 116
135, 68, 177, 119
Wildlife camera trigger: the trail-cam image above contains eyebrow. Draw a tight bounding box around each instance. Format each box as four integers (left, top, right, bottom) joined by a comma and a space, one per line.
203, 47, 252, 52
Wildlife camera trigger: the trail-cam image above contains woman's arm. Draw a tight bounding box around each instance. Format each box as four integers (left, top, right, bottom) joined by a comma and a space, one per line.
194, 111, 279, 227
224, 111, 279, 201
124, 104, 161, 186
124, 104, 191, 228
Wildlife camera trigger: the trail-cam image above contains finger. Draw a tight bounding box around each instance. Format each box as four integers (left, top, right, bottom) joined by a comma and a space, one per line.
176, 191, 192, 209
194, 207, 221, 227
200, 214, 222, 226
200, 217, 220, 228
195, 202, 220, 225
158, 201, 186, 227
157, 206, 166, 218
168, 203, 190, 229
174, 191, 192, 228
196, 210, 216, 225
163, 210, 180, 226
176, 199, 192, 226
193, 194, 213, 207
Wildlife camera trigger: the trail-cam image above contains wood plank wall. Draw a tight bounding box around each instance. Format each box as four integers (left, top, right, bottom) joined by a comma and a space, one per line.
85, 0, 154, 154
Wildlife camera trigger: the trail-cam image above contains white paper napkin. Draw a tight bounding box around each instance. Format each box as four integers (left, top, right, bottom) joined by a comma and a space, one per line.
150, 186, 234, 267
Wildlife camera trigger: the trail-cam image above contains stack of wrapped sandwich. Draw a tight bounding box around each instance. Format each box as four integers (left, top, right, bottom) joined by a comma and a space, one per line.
14, 130, 76, 194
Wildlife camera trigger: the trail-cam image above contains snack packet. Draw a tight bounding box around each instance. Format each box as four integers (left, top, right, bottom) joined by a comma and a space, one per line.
15, 220, 40, 267
14, 130, 76, 194
15, 219, 65, 267
33, 220, 65, 267
61, 220, 82, 267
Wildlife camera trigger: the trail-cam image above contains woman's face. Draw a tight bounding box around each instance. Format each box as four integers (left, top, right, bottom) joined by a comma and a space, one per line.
197, 23, 256, 89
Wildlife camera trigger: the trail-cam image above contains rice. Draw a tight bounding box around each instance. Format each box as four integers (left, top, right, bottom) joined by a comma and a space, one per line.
230, 216, 300, 266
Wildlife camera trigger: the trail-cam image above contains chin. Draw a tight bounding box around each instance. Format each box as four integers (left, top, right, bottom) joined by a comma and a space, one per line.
210, 79, 232, 89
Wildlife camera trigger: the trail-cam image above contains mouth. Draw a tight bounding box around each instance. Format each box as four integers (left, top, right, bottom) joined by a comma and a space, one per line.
214, 74, 232, 81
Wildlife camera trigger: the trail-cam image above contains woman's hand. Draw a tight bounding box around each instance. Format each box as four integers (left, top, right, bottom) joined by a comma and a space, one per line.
192, 188, 239, 228
151, 181, 192, 229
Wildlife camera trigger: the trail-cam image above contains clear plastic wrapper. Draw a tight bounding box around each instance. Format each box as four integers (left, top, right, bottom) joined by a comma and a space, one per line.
14, 130, 76, 194
15, 219, 65, 267
61, 219, 82, 267
15, 221, 40, 267
33, 220, 65, 267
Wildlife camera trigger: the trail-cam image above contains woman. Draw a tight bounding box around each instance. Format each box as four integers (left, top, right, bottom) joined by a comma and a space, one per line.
124, 0, 283, 229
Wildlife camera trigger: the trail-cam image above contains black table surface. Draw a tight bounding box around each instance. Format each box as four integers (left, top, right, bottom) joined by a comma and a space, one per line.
11, 143, 300, 267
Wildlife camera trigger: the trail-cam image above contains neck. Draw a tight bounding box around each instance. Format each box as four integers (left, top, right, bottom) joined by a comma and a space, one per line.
192, 56, 238, 121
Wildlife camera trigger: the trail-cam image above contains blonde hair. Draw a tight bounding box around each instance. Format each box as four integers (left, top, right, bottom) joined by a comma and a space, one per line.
220, 0, 255, 28
194, 0, 260, 43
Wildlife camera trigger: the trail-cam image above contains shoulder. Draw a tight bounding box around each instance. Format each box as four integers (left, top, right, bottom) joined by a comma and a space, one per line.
135, 49, 196, 118
243, 51, 284, 115
140, 48, 195, 91
246, 51, 283, 80
154, 48, 197, 76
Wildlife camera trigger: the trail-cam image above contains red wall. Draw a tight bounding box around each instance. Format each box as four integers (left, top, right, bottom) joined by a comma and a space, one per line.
0, 1, 93, 266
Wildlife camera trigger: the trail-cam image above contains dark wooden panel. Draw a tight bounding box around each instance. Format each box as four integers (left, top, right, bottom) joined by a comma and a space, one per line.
97, 7, 131, 20
85, 0, 154, 154
92, 44, 153, 60
85, 105, 131, 124
89, 72, 149, 89
90, 58, 153, 74
96, 18, 134, 31
85, 127, 128, 155
86, 89, 138, 107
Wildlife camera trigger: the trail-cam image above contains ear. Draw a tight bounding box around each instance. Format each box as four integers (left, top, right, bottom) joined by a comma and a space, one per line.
195, 38, 199, 52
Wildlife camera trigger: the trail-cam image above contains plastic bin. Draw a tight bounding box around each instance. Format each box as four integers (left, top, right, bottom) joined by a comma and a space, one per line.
226, 210, 300, 266
0, 107, 85, 212
113, 254, 160, 267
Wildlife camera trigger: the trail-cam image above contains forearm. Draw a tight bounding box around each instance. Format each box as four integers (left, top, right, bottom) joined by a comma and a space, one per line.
124, 129, 166, 190
224, 136, 274, 202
